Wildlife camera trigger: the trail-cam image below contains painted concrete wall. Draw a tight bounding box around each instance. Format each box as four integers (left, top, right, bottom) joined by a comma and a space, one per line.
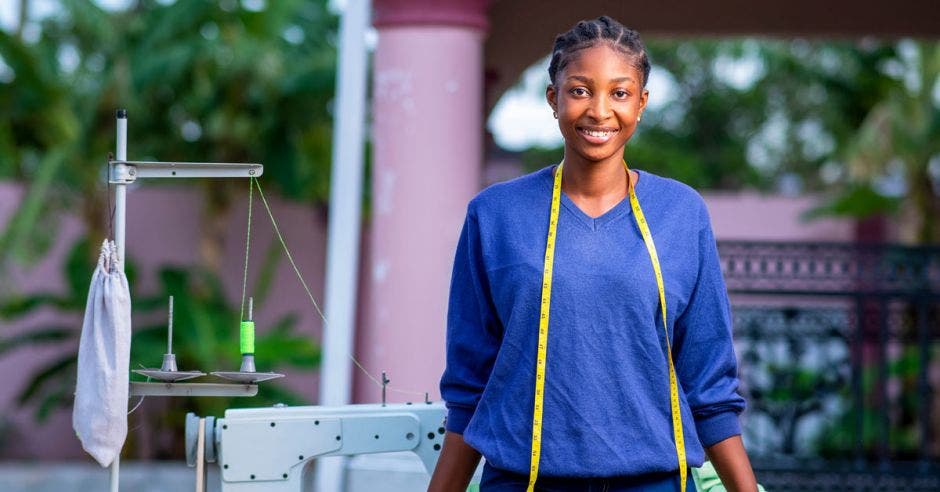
704, 191, 856, 242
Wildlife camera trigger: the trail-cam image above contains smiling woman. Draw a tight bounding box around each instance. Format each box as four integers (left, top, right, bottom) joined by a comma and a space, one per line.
430, 16, 758, 492
545, 38, 648, 216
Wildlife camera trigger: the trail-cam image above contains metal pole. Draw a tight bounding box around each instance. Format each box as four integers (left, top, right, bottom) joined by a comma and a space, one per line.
110, 108, 127, 492
115, 109, 127, 267
110, 458, 119, 492
315, 0, 371, 490
168, 296, 174, 354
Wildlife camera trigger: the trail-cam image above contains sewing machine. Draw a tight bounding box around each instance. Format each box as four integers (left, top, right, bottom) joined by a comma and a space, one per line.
185, 402, 446, 491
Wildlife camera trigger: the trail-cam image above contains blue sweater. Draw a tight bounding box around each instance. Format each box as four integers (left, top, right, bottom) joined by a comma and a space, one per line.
440, 166, 746, 477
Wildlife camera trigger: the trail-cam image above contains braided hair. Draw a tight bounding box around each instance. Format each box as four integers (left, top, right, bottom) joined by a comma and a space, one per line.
548, 16, 651, 88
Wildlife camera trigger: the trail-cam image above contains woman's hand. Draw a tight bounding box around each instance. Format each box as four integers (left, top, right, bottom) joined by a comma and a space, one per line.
427, 432, 482, 492
704, 435, 758, 492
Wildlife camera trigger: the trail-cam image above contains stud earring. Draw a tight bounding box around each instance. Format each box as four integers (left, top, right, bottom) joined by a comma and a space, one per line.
553, 111, 558, 119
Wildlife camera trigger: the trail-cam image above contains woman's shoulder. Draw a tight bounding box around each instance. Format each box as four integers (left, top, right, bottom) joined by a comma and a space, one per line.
467, 165, 553, 215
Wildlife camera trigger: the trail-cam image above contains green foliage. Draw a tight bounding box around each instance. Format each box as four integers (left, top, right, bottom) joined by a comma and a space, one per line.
0, 237, 117, 422
802, 182, 900, 220
841, 42, 940, 242
0, 236, 320, 458
0, 1, 335, 457
520, 145, 563, 172
816, 346, 932, 460
632, 39, 901, 192
0, 0, 339, 272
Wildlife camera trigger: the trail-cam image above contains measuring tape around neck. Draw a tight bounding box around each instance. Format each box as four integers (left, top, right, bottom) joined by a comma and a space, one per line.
527, 161, 687, 492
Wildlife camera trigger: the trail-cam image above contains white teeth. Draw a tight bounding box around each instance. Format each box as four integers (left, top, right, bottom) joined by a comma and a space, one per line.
582, 129, 615, 137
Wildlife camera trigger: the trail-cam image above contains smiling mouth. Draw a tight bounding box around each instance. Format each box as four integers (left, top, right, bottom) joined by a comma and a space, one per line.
576, 126, 619, 144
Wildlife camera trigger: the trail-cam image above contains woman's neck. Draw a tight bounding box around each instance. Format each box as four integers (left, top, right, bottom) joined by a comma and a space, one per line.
560, 152, 629, 200
557, 150, 637, 219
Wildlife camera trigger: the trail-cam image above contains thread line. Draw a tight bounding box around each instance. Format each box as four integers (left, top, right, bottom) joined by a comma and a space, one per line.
239, 179, 254, 321
250, 177, 427, 399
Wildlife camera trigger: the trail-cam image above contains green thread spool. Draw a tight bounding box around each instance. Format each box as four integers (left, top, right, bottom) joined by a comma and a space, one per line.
240, 321, 255, 355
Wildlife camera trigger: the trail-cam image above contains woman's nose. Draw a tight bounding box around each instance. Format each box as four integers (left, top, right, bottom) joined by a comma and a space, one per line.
586, 96, 611, 120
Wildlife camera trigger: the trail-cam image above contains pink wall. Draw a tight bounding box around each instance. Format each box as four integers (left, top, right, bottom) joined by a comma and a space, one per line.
703, 191, 856, 241
0, 182, 327, 460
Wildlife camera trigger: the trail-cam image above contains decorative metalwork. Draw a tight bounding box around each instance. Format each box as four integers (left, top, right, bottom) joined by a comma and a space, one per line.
718, 241, 940, 491
720, 241, 940, 295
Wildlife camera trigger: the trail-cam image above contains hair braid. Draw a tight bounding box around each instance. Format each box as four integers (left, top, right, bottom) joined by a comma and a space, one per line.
548, 16, 651, 88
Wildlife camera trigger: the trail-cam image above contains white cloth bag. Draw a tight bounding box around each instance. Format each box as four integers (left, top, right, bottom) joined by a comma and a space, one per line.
72, 239, 131, 467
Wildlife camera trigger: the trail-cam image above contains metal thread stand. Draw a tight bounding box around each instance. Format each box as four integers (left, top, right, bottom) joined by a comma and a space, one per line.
108, 110, 265, 491
211, 297, 284, 384
132, 296, 205, 382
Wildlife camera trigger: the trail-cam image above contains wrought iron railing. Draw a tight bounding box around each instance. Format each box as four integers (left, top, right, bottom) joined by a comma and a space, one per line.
719, 241, 940, 491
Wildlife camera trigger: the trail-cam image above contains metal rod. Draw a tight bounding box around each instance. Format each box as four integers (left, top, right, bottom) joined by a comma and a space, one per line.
129, 381, 259, 397
110, 107, 127, 492
114, 110, 127, 268
247, 297, 253, 322
108, 160, 263, 180
168, 296, 174, 354
314, 1, 370, 489
110, 455, 119, 492
381, 372, 389, 407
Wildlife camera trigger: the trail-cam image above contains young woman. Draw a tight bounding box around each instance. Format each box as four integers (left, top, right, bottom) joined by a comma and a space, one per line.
429, 17, 758, 492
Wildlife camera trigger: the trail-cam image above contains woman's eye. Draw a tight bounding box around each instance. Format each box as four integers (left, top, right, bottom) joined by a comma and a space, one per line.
570, 87, 589, 97
614, 90, 628, 99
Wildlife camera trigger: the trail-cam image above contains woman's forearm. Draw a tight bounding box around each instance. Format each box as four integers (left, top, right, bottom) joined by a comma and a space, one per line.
427, 432, 482, 492
704, 435, 757, 492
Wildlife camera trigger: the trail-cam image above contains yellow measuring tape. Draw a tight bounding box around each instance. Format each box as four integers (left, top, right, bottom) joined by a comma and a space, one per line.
527, 161, 686, 492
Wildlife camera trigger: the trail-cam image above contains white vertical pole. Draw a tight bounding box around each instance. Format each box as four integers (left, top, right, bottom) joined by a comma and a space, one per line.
114, 109, 128, 268
110, 108, 128, 492
315, 0, 370, 490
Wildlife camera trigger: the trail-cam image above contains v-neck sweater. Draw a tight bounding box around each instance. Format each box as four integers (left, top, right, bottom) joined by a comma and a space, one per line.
440, 165, 746, 478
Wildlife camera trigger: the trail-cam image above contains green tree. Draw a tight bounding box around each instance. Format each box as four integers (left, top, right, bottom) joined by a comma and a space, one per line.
0, 0, 338, 275
0, 0, 340, 457
841, 42, 940, 243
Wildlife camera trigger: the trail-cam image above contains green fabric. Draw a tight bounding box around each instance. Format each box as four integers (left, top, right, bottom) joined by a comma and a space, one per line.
692, 461, 767, 492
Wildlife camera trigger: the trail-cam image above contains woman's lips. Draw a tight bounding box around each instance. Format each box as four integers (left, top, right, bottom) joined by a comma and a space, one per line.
576, 126, 619, 144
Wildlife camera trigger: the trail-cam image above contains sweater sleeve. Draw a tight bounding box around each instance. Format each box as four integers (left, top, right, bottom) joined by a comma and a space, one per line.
673, 203, 746, 448
439, 205, 502, 435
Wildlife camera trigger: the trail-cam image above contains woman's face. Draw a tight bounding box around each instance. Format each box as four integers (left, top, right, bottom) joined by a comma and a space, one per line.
547, 44, 649, 164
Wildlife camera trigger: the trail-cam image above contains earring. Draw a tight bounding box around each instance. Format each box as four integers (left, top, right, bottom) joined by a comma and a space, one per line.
553, 111, 558, 119
637, 116, 641, 122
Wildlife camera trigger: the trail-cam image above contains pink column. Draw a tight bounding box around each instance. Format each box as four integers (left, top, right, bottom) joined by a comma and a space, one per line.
355, 0, 488, 403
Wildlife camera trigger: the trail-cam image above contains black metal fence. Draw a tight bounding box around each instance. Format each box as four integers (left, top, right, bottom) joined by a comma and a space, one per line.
719, 241, 940, 491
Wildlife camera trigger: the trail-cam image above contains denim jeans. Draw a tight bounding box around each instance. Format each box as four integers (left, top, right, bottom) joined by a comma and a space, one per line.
480, 462, 697, 492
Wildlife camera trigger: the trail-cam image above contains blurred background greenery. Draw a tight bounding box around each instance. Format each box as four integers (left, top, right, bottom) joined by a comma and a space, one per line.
0, 0, 336, 459
1, 0, 338, 274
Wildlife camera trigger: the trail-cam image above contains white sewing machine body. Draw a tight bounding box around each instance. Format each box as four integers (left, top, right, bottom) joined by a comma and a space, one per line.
187, 403, 447, 491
